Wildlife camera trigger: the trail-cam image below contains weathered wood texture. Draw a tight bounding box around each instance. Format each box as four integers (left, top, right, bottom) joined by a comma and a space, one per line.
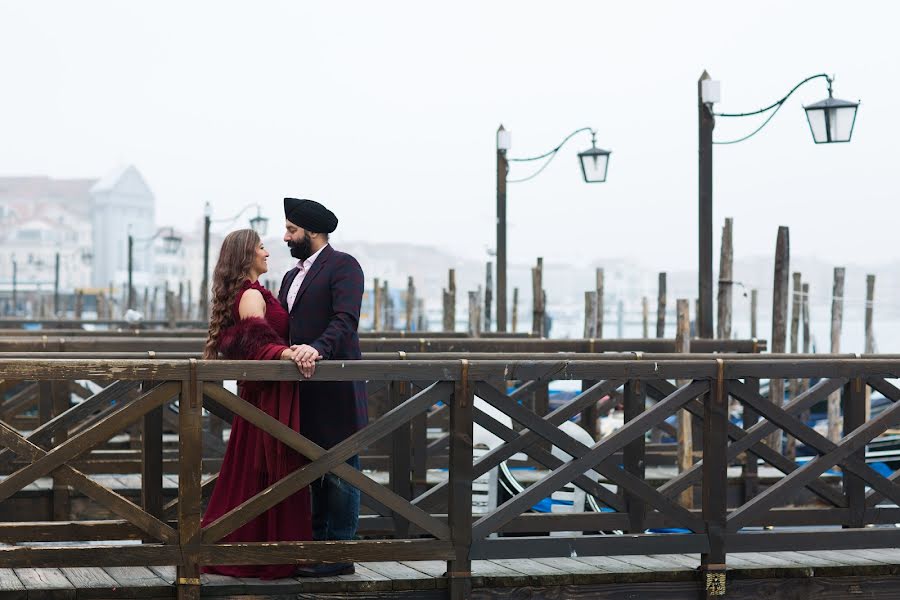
768, 226, 790, 451
716, 217, 733, 340
656, 273, 666, 338
828, 267, 845, 442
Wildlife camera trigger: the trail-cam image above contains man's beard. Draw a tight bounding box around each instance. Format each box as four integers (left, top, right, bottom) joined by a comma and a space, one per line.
288, 234, 313, 260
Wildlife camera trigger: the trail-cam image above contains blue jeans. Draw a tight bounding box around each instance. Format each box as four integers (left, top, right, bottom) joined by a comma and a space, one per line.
310, 455, 360, 541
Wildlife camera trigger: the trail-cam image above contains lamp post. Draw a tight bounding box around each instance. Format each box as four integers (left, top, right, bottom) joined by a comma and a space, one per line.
201, 203, 269, 320
128, 226, 183, 310
697, 72, 859, 337
495, 126, 611, 332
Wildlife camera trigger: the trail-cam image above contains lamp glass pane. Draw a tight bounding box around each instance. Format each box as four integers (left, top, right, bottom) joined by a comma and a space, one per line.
805, 107, 827, 143
580, 153, 609, 182
828, 105, 857, 142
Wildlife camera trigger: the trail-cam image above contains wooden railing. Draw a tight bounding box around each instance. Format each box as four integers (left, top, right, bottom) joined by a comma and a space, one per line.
2, 356, 898, 599
0, 335, 764, 353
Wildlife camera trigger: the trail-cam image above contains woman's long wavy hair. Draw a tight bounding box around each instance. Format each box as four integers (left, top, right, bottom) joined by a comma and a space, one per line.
203, 229, 261, 359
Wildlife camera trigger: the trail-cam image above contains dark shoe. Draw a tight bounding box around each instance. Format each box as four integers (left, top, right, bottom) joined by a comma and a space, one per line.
295, 562, 355, 577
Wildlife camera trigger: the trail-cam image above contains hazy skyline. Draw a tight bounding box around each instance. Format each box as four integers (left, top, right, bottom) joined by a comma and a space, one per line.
1, 1, 897, 273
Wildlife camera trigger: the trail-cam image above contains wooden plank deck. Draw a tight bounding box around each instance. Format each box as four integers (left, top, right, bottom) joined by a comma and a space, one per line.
0, 549, 900, 599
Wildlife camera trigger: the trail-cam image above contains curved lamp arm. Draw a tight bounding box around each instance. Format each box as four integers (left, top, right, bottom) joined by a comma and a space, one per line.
210, 202, 264, 224
508, 127, 596, 162
208, 202, 269, 235
507, 127, 606, 184
713, 73, 832, 118
712, 73, 841, 145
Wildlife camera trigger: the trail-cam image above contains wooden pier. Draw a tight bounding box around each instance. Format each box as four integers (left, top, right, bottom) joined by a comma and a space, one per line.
3, 550, 900, 599
3, 339, 900, 598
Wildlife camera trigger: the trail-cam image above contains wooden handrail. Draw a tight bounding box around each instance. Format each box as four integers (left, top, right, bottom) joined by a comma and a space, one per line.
2, 356, 900, 596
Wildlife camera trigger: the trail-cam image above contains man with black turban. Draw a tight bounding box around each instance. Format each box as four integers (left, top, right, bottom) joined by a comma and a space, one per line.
278, 197, 368, 577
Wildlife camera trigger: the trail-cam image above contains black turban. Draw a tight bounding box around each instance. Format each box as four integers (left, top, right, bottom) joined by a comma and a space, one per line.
283, 198, 338, 233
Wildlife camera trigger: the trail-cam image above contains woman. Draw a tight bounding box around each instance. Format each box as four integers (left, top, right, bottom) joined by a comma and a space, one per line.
200, 229, 312, 579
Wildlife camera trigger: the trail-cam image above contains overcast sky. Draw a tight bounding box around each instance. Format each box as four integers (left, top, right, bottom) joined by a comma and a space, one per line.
1, 1, 896, 272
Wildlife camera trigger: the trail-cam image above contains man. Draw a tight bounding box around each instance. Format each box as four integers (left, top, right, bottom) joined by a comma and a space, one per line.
277, 197, 368, 577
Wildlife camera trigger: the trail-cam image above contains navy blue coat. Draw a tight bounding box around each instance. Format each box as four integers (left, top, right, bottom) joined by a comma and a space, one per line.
278, 244, 368, 449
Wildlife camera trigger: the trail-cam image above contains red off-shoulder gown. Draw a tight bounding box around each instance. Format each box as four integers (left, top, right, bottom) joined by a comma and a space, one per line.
201, 279, 312, 579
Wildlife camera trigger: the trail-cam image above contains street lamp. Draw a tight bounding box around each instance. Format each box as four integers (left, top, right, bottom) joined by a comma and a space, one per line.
200, 203, 270, 320
495, 125, 611, 332
128, 226, 182, 310
577, 132, 612, 183
696, 72, 859, 337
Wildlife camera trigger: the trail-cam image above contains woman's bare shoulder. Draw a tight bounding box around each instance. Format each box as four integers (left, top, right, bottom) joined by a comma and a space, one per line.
238, 288, 266, 319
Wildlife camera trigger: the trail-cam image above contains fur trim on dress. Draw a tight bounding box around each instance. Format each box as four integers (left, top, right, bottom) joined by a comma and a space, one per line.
217, 317, 287, 360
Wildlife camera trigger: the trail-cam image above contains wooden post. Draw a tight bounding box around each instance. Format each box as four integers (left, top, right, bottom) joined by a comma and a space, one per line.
641, 296, 649, 338
175, 281, 184, 319
484, 262, 493, 333
865, 274, 876, 421
389, 381, 412, 537
511, 287, 519, 333
74, 290, 83, 320
843, 378, 866, 529
595, 268, 604, 338
750, 289, 758, 339
447, 371, 473, 599
416, 298, 427, 332
676, 299, 693, 508
384, 281, 393, 331
166, 290, 177, 329
51, 381, 70, 520
716, 217, 733, 339
768, 226, 789, 452
142, 385, 164, 521
467, 291, 482, 337
701, 354, 728, 590
616, 299, 624, 338
801, 283, 811, 355
786, 272, 802, 460
800, 282, 812, 428
442, 270, 456, 332
583, 291, 597, 338
177, 364, 202, 600
186, 281, 193, 321
531, 258, 544, 337
656, 272, 667, 338
96, 292, 106, 321
373, 278, 381, 332
623, 380, 646, 533
405, 276, 415, 332
828, 267, 845, 442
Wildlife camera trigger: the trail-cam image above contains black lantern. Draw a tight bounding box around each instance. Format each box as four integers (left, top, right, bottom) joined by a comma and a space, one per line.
804, 79, 859, 144
161, 228, 182, 254
249, 206, 269, 236
577, 133, 611, 183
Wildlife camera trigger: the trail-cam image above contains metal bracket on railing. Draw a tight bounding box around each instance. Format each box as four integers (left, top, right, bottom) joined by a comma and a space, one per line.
177, 577, 201, 586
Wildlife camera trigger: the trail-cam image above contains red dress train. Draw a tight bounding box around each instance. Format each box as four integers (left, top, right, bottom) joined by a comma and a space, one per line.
201, 279, 312, 579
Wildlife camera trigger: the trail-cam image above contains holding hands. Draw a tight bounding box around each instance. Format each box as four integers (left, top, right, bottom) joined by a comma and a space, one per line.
288, 344, 321, 378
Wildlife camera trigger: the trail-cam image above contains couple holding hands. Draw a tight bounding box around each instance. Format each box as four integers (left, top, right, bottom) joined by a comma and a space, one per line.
201, 198, 367, 579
